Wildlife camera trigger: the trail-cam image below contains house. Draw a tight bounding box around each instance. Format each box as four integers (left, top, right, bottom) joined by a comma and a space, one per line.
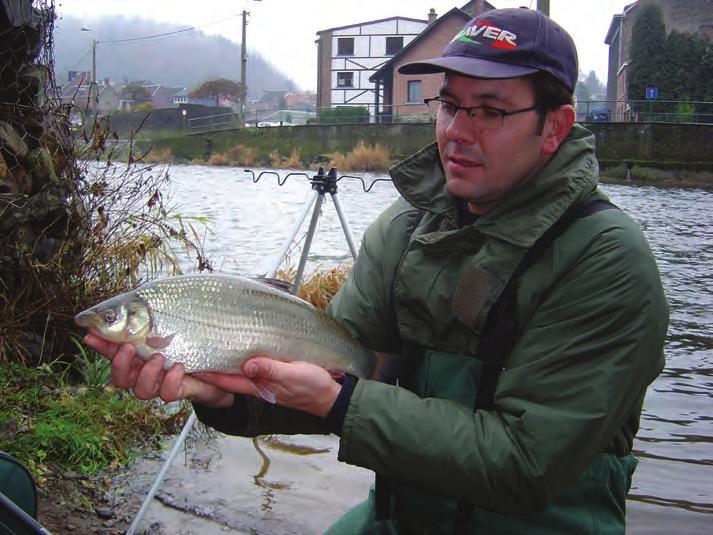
60, 72, 119, 115
315, 14, 431, 118
142, 84, 185, 109
172, 92, 215, 108
368, 1, 494, 121
285, 92, 317, 111
605, 0, 713, 119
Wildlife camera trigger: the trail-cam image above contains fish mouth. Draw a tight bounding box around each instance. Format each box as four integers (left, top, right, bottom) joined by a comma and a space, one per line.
74, 310, 94, 328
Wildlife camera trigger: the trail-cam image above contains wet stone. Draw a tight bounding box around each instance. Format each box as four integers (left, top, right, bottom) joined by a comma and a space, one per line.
95, 508, 114, 519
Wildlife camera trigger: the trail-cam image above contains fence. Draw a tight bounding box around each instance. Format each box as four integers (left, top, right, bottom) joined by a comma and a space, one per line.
186, 99, 713, 134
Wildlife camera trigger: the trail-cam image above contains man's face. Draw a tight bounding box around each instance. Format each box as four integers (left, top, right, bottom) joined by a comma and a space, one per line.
435, 73, 550, 214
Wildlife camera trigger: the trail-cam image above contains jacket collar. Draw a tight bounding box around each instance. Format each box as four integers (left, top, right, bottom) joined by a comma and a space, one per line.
388, 124, 600, 248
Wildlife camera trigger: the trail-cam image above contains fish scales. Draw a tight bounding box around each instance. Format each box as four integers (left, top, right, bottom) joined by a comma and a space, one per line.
75, 274, 376, 378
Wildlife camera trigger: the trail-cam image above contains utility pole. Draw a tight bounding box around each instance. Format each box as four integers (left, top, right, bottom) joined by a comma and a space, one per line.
91, 38, 96, 86
537, 0, 550, 16
240, 10, 247, 118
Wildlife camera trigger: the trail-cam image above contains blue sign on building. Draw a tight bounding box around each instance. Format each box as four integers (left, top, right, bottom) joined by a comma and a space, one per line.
645, 86, 658, 100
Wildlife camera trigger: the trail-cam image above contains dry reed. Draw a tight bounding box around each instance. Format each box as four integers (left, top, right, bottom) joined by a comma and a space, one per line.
275, 264, 351, 310
328, 141, 391, 171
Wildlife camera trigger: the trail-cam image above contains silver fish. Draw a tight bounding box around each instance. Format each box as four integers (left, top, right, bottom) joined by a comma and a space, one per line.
74, 274, 377, 381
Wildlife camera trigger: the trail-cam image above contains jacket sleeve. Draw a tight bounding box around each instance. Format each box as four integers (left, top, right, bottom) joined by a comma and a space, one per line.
335, 211, 669, 513
192, 396, 325, 437
328, 197, 418, 353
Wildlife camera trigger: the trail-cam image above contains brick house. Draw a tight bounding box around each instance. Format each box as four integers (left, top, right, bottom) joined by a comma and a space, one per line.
605, 0, 713, 119
315, 15, 430, 118
367, 1, 494, 122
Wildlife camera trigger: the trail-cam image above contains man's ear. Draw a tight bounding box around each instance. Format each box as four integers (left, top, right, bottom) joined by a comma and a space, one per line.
541, 104, 575, 156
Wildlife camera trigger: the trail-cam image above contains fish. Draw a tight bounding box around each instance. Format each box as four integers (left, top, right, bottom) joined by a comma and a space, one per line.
74, 274, 379, 401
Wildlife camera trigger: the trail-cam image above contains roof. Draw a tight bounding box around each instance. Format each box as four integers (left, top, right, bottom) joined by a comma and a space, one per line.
317, 15, 427, 35
369, 7, 471, 82
605, 2, 638, 44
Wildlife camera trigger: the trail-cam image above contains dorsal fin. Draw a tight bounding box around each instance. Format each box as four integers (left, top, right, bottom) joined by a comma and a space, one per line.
254, 277, 294, 294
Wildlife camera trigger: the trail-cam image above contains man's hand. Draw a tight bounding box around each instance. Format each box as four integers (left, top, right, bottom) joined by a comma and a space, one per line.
83, 333, 235, 408
195, 357, 342, 418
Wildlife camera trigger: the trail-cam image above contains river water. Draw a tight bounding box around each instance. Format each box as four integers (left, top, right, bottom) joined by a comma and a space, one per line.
126, 164, 712, 534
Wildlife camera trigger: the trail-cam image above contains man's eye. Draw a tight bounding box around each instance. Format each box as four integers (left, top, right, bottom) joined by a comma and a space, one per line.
479, 107, 502, 119
441, 101, 457, 115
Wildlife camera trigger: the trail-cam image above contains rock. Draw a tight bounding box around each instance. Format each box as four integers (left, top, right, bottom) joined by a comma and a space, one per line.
0, 121, 29, 158
18, 64, 48, 108
96, 508, 114, 519
32, 238, 60, 264
0, 178, 18, 193
25, 146, 58, 192
8, 166, 32, 194
0, 152, 6, 178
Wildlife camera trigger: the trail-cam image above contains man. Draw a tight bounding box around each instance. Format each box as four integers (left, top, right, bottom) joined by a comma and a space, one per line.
85, 8, 668, 534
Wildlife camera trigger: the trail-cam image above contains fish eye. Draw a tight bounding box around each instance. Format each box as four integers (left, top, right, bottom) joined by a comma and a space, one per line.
103, 311, 117, 324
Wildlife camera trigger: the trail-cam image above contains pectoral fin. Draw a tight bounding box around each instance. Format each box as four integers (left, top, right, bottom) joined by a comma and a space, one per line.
145, 333, 175, 350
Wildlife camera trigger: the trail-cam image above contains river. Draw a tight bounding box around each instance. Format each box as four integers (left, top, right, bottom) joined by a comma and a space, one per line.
123, 163, 712, 534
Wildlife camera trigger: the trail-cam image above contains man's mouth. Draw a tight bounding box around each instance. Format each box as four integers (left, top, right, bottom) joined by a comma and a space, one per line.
447, 155, 482, 169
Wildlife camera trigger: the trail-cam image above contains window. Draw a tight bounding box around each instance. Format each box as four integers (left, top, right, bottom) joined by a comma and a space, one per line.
386, 36, 404, 55
337, 37, 354, 56
337, 72, 354, 88
407, 80, 422, 103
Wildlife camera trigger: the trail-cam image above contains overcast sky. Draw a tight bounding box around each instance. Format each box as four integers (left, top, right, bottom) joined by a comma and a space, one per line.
56, 0, 633, 91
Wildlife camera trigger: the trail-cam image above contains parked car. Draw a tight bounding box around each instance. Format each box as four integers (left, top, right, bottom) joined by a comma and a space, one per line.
585, 107, 611, 122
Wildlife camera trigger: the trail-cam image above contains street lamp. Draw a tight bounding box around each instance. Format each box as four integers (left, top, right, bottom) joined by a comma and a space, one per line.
80, 27, 97, 86
80, 27, 98, 117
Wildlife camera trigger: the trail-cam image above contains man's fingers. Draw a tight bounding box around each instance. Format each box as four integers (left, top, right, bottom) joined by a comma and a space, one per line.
83, 333, 121, 360
110, 344, 142, 389
242, 356, 289, 382
160, 364, 188, 402
192, 371, 259, 396
133, 354, 166, 400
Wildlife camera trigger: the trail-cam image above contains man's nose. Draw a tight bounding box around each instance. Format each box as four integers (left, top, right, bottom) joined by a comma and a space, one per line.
444, 109, 478, 144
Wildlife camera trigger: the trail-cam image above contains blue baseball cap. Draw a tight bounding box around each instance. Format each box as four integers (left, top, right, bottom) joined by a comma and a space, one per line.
398, 8, 578, 93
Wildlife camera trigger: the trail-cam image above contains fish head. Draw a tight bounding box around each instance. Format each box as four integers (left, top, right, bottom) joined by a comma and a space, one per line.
74, 293, 152, 344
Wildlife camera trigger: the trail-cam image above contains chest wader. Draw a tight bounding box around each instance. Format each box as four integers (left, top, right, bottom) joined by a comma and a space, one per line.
374, 200, 634, 535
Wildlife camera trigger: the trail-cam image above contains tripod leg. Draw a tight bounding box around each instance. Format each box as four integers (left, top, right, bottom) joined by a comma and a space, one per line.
293, 192, 325, 295
331, 192, 358, 260
267, 189, 319, 278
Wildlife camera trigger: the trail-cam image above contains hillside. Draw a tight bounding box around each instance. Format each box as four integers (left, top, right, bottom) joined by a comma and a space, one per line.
52, 14, 297, 97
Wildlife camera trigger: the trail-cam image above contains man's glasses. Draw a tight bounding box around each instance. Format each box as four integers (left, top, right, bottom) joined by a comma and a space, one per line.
424, 96, 542, 130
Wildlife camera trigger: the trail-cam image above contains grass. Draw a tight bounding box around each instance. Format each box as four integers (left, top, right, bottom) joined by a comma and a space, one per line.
0, 361, 187, 483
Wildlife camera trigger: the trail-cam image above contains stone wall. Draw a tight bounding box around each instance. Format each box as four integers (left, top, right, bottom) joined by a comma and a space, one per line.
153, 122, 713, 170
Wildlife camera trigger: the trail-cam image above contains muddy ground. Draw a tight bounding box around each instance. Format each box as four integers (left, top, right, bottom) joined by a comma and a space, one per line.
36, 425, 373, 534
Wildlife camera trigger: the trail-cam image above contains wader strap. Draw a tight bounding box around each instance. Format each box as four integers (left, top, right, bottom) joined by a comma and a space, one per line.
475, 199, 618, 410
454, 502, 475, 534
374, 474, 393, 520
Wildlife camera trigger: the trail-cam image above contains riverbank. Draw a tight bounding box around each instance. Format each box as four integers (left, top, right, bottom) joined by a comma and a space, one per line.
125, 143, 713, 189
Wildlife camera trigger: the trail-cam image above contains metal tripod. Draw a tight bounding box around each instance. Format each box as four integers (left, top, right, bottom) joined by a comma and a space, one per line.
127, 166, 358, 534
267, 166, 358, 289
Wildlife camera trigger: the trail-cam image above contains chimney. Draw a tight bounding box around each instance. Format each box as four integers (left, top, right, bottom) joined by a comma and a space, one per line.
428, 8, 437, 25
473, 0, 486, 17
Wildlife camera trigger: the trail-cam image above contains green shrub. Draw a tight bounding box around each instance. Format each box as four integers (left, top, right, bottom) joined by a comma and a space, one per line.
319, 106, 370, 125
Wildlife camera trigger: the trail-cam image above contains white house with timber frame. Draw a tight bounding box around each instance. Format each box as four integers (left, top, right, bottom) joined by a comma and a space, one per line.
316, 15, 431, 118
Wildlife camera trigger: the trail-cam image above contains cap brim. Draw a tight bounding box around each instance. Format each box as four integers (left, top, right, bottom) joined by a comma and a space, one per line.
398, 56, 538, 80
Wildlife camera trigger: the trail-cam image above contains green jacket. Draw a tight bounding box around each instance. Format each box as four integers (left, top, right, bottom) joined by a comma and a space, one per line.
194, 125, 669, 533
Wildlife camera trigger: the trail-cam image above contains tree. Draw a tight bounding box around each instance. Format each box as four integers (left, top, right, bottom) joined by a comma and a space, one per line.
189, 78, 243, 105
627, 4, 667, 108
575, 70, 605, 101
120, 81, 152, 105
